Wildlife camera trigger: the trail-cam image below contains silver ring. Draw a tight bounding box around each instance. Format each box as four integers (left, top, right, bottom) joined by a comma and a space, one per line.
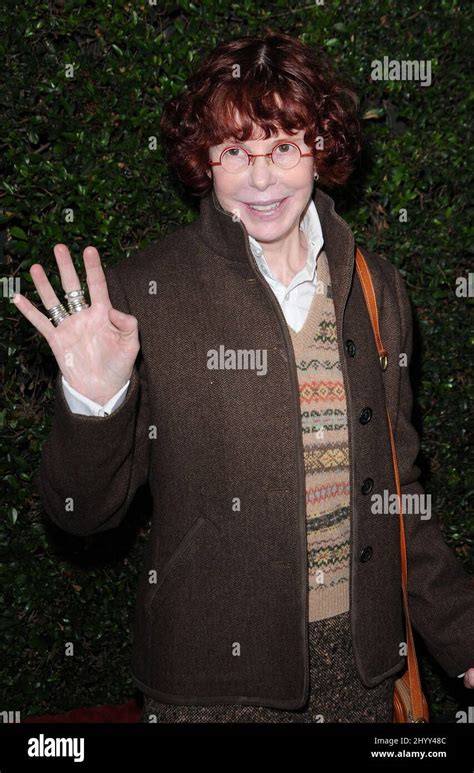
65, 288, 89, 314
47, 303, 70, 327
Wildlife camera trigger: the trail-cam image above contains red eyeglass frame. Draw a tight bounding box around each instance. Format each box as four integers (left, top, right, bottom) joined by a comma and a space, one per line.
208, 141, 315, 168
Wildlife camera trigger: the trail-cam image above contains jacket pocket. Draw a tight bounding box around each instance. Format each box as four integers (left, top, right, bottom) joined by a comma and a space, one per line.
144, 515, 215, 615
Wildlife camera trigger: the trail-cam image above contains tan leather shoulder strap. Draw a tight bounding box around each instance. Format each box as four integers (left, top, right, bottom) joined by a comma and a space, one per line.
355, 247, 388, 371
355, 246, 427, 721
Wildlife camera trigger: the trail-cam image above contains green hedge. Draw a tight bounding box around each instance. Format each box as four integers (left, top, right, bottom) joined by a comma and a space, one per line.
1, 0, 472, 721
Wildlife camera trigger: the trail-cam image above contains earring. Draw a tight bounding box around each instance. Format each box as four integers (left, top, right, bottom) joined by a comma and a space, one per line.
314, 170, 319, 181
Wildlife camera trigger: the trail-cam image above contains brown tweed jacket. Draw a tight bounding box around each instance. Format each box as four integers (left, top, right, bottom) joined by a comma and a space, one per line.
35, 187, 474, 708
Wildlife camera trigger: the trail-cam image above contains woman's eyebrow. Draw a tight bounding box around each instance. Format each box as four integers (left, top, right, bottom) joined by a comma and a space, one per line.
220, 134, 304, 149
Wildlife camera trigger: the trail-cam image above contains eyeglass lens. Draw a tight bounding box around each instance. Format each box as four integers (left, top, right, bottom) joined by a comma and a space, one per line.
220, 142, 302, 172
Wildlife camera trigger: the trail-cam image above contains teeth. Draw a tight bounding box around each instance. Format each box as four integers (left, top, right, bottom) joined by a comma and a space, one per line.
249, 201, 281, 211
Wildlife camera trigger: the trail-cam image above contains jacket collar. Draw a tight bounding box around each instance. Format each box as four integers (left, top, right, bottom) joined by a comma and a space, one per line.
197, 186, 355, 322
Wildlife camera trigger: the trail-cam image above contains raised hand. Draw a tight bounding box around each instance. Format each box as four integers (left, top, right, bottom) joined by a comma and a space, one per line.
13, 244, 140, 405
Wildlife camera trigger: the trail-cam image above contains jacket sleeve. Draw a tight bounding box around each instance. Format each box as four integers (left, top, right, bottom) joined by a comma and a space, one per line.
392, 267, 474, 677
34, 264, 152, 537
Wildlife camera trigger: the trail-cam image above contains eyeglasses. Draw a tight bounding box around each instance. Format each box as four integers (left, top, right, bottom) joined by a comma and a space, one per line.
208, 141, 314, 173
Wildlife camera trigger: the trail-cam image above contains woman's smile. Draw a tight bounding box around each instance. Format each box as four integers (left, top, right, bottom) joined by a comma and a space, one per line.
242, 195, 290, 219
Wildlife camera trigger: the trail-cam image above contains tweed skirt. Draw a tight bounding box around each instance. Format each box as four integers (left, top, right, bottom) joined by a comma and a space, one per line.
140, 610, 398, 723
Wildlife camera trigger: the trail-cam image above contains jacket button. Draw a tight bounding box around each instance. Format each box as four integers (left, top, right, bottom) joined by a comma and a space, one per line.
360, 546, 373, 563
361, 477, 374, 495
345, 339, 356, 357
359, 407, 373, 424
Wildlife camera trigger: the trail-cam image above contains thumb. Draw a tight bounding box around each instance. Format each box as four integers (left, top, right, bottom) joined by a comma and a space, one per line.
109, 306, 138, 337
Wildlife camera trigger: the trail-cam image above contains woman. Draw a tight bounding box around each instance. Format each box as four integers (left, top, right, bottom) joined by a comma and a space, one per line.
15, 31, 474, 723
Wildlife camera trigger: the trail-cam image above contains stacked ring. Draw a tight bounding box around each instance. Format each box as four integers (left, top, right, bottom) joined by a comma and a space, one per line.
47, 289, 89, 327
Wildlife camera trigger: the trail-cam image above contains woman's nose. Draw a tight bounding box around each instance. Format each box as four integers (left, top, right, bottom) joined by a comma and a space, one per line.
248, 154, 276, 184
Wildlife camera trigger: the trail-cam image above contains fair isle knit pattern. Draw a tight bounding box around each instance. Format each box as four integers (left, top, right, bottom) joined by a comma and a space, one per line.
288, 249, 351, 623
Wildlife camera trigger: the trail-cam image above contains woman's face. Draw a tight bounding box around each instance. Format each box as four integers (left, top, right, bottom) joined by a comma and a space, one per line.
207, 127, 316, 245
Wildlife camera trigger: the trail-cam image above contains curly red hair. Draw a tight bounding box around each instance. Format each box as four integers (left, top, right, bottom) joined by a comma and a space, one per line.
160, 30, 362, 196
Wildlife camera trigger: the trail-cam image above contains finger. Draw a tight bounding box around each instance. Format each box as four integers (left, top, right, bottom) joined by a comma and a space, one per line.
30, 259, 67, 313
82, 245, 112, 307
53, 243, 84, 297
12, 292, 55, 343
108, 306, 138, 337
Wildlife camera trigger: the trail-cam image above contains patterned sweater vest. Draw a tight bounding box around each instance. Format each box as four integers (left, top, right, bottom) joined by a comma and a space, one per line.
288, 249, 351, 623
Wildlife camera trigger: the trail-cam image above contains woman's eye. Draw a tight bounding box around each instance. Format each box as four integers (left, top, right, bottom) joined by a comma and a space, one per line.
275, 143, 298, 155
226, 147, 245, 157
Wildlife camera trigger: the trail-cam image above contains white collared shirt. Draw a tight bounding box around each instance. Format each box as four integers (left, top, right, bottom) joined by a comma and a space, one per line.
248, 198, 324, 334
